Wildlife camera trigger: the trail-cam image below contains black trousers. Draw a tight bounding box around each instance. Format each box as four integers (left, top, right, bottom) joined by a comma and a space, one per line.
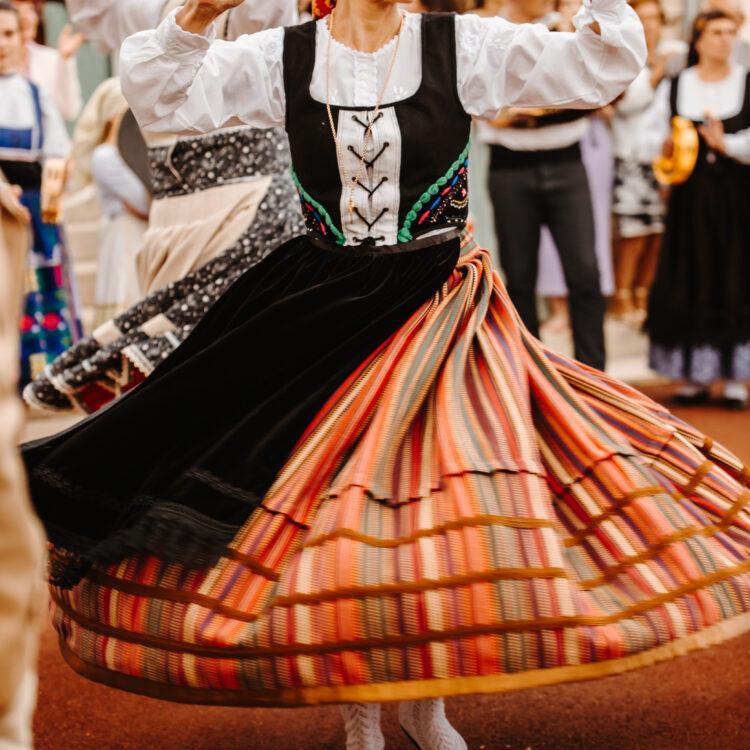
489, 144, 606, 370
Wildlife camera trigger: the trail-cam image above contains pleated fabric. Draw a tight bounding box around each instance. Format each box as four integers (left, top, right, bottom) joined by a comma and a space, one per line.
51, 239, 750, 705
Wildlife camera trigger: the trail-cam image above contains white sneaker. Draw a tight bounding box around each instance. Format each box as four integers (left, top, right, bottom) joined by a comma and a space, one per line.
398, 699, 468, 750
722, 381, 749, 410
340, 703, 385, 750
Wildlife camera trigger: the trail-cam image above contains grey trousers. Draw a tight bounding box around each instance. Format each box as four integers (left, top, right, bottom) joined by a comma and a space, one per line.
489, 150, 606, 370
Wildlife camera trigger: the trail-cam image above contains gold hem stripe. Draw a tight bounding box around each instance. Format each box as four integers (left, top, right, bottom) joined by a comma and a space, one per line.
301, 515, 558, 550
683, 461, 713, 495
54, 557, 750, 659
563, 486, 662, 548
579, 526, 701, 589
58, 609, 750, 707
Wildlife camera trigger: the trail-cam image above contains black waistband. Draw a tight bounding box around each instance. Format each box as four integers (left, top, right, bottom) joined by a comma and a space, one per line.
0, 160, 42, 190
489, 142, 582, 169
309, 228, 460, 256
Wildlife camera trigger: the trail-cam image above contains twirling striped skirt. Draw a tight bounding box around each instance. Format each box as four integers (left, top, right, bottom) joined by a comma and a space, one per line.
34, 235, 750, 705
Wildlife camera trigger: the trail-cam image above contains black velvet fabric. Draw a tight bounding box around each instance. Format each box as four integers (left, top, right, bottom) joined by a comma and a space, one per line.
23, 235, 460, 587
647, 71, 750, 348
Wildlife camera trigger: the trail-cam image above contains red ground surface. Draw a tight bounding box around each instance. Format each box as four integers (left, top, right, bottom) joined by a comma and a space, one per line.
32, 388, 750, 749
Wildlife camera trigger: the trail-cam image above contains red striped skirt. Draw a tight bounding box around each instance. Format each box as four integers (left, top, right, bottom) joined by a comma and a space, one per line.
52, 240, 750, 705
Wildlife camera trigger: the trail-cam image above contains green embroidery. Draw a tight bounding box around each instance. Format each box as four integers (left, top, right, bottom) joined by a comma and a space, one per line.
397, 141, 471, 244
291, 169, 346, 245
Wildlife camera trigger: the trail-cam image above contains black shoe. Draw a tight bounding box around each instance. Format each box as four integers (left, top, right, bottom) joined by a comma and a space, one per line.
670, 388, 710, 406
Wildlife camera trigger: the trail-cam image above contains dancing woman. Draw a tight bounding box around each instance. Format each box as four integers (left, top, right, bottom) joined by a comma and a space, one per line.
24, 0, 302, 413
22, 1, 750, 748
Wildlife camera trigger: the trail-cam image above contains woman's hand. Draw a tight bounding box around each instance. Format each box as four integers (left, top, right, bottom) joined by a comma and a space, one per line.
176, 0, 246, 35
41, 158, 69, 224
0, 184, 30, 225
699, 116, 727, 155
58, 24, 85, 60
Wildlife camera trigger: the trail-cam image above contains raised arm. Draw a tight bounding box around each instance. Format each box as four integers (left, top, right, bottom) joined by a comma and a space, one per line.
66, 0, 167, 53
120, 2, 285, 135
457, 0, 647, 119
225, 0, 297, 39
66, 0, 296, 53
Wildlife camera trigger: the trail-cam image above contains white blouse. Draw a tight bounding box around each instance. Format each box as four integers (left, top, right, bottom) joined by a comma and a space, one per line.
67, 0, 298, 53
0, 73, 71, 162
91, 144, 150, 218
611, 38, 687, 162
120, 2, 646, 243
642, 65, 750, 165
25, 41, 83, 122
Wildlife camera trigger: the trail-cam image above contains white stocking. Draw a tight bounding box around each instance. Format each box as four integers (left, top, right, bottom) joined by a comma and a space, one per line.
339, 703, 385, 750
398, 698, 467, 750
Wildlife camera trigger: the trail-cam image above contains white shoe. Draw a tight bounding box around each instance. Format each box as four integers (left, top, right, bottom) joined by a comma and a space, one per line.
398, 699, 468, 750
340, 703, 385, 750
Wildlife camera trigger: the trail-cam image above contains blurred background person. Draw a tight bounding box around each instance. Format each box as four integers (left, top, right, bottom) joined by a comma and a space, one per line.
537, 0, 614, 338
477, 0, 606, 370
70, 78, 148, 327
0, 171, 45, 750
12, 0, 83, 122
705, 0, 750, 65
610, 0, 686, 323
646, 10, 750, 408
0, 0, 79, 388
24, 0, 302, 414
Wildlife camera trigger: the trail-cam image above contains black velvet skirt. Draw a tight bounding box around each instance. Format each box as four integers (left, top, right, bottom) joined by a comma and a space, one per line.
23, 233, 460, 587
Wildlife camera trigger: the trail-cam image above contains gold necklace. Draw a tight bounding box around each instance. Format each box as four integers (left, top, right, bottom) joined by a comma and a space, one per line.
325, 9, 405, 219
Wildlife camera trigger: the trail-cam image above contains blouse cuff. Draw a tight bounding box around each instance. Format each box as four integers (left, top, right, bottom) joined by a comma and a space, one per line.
156, 8, 216, 56
574, 0, 627, 34
724, 132, 750, 165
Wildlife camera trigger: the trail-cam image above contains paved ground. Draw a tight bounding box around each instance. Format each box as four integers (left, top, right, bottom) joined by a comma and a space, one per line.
30, 385, 750, 750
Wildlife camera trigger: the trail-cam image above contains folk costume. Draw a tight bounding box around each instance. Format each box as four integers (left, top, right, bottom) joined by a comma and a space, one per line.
0, 72, 81, 387
646, 65, 750, 388
24, 0, 302, 413
23, 0, 750, 720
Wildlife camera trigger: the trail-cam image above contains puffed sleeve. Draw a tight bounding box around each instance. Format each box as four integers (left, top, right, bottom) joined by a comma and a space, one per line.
724, 130, 750, 165
66, 0, 168, 53
456, 0, 647, 119
637, 78, 670, 163
120, 11, 286, 135
40, 90, 72, 159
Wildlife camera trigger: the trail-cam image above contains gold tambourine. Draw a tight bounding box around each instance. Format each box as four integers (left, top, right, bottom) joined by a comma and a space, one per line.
652, 116, 699, 186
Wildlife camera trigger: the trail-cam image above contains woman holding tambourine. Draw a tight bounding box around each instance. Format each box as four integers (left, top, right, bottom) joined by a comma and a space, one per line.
646, 10, 750, 408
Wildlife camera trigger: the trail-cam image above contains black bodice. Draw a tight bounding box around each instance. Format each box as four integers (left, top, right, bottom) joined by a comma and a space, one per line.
282, 14, 471, 245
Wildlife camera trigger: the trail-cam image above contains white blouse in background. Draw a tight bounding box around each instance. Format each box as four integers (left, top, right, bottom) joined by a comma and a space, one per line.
25, 41, 82, 122
0, 73, 71, 161
611, 38, 687, 162
119, 0, 646, 244
642, 64, 750, 165
66, 0, 298, 53
91, 144, 150, 218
